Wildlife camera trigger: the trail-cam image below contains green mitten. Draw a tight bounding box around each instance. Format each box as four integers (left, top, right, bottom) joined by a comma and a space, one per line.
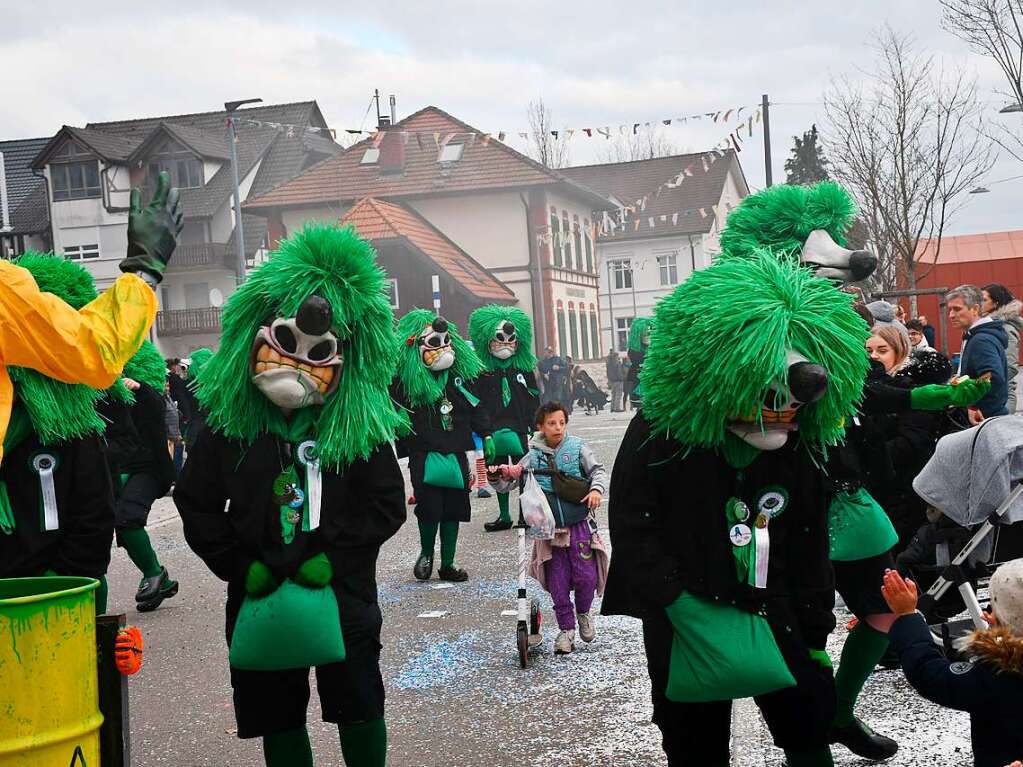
245, 561, 280, 597
483, 435, 496, 465
43, 568, 58, 577
294, 553, 333, 589
119, 171, 183, 285
910, 379, 990, 410
809, 647, 834, 671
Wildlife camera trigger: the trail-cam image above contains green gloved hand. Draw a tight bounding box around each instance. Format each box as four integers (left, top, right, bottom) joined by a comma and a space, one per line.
43, 568, 58, 577
245, 560, 280, 598
294, 553, 333, 589
483, 435, 496, 465
910, 379, 991, 410
809, 647, 833, 670
119, 171, 183, 285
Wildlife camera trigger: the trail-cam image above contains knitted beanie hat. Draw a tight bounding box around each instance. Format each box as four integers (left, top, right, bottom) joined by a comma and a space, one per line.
989, 558, 1023, 634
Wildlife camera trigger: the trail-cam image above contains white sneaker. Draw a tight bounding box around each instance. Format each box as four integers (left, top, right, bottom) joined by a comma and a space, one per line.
577, 611, 596, 643
554, 629, 575, 654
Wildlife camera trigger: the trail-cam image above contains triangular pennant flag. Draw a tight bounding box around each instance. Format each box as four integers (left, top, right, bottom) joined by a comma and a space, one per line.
712, 204, 720, 218
663, 119, 672, 126
660, 214, 667, 222
481, 133, 492, 146
684, 165, 694, 177
415, 132, 424, 150
519, 132, 529, 140
700, 207, 708, 218
633, 123, 640, 134
702, 157, 710, 172
634, 219, 641, 232
583, 128, 593, 137
712, 111, 722, 122
672, 212, 679, 225
433, 132, 441, 149
755, 109, 762, 124
551, 130, 559, 139
440, 132, 455, 146
565, 129, 575, 139
498, 131, 506, 141
648, 217, 655, 228
723, 108, 734, 121
737, 106, 746, 118
597, 127, 610, 139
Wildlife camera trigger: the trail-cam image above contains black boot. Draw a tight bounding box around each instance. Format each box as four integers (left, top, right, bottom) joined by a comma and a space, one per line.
136, 568, 179, 612
483, 519, 513, 532
437, 565, 468, 582
830, 717, 898, 760
413, 554, 433, 581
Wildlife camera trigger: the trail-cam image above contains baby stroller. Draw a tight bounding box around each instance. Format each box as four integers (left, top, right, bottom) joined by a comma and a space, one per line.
573, 370, 608, 415
906, 415, 1023, 653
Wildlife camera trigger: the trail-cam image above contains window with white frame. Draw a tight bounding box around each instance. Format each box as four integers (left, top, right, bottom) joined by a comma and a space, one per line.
616, 317, 633, 352
609, 259, 633, 290
64, 244, 100, 261
386, 278, 399, 309
360, 148, 380, 165
51, 141, 101, 201
657, 250, 679, 286
437, 143, 464, 163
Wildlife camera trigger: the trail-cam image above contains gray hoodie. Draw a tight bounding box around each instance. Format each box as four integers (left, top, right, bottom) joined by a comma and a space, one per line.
989, 299, 1022, 412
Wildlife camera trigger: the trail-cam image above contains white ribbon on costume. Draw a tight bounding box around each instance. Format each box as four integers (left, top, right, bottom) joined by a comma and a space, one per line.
296, 440, 322, 531
32, 454, 59, 531
516, 373, 527, 388
754, 523, 770, 589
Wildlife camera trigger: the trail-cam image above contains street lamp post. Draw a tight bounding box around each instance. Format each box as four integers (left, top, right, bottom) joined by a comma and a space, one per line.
225, 98, 262, 284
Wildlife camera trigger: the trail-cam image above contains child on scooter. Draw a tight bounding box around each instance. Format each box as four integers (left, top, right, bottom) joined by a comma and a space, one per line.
497, 402, 608, 655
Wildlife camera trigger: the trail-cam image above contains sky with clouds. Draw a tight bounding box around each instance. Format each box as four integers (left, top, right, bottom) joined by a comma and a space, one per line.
3, 0, 1022, 235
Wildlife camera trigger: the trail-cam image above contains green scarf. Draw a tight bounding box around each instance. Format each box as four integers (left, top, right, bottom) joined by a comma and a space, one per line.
0, 405, 34, 534
273, 408, 319, 544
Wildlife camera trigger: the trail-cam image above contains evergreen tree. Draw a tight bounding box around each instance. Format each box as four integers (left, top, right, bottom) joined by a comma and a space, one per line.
784, 124, 830, 185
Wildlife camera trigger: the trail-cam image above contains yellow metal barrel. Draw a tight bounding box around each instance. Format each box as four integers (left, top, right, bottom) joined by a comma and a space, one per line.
0, 577, 102, 767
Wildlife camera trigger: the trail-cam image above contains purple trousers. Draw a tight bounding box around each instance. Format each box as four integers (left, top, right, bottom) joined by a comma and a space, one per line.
544, 520, 599, 630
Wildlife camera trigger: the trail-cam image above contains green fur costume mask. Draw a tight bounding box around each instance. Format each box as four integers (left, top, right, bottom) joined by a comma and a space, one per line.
8, 253, 105, 443
628, 317, 653, 352
468, 305, 537, 372
186, 348, 213, 384
640, 250, 869, 453
124, 341, 167, 392
394, 309, 482, 409
718, 181, 876, 283
196, 224, 403, 469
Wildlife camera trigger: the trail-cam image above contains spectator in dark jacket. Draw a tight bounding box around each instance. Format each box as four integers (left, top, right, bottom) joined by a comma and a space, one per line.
882, 564, 1023, 767
538, 347, 568, 406
982, 283, 1022, 412
605, 351, 625, 412
948, 284, 1009, 420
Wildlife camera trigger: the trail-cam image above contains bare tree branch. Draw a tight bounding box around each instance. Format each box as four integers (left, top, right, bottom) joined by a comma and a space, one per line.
595, 125, 680, 163
823, 25, 995, 313
526, 98, 570, 169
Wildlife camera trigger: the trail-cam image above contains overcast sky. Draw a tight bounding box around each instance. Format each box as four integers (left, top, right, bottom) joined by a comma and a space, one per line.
3, 1, 1022, 235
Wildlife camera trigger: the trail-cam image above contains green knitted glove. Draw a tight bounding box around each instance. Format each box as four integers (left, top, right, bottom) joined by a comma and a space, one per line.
483, 435, 496, 465
808, 648, 833, 670
244, 560, 279, 597
294, 553, 333, 589
910, 379, 991, 410
119, 171, 183, 285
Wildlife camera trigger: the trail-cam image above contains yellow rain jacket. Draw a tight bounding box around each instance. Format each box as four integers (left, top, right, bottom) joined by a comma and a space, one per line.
0, 262, 157, 464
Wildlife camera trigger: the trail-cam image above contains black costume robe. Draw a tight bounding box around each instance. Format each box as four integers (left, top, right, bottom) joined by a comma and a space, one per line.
475, 367, 539, 458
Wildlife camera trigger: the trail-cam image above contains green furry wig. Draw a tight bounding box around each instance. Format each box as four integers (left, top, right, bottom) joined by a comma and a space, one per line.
718, 181, 857, 262
628, 317, 654, 352
186, 348, 214, 383
468, 305, 537, 372
640, 250, 869, 452
196, 223, 403, 469
8, 252, 105, 443
394, 309, 483, 408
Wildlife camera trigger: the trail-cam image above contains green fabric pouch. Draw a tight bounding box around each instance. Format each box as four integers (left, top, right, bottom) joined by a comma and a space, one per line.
229, 580, 345, 671
665, 591, 796, 702
423, 451, 465, 489
827, 487, 898, 562
491, 428, 525, 458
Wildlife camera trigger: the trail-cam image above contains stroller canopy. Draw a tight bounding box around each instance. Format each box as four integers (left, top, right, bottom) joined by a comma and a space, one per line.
913, 415, 1023, 527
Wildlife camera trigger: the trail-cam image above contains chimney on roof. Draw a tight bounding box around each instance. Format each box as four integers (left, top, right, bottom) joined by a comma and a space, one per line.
389, 95, 397, 124
378, 125, 405, 176
378, 116, 391, 129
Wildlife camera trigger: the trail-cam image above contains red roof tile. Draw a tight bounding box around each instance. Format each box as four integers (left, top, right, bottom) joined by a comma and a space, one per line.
245, 106, 609, 212
341, 197, 515, 303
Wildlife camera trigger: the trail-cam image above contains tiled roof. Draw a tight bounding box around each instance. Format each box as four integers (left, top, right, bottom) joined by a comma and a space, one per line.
561, 150, 745, 242
340, 197, 515, 302
128, 122, 231, 163
0, 137, 50, 234
245, 106, 611, 212
30, 126, 141, 167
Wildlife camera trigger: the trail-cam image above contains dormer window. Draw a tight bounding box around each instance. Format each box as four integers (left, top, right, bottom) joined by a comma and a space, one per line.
361, 148, 380, 165
51, 140, 100, 201
438, 143, 464, 164
147, 138, 203, 191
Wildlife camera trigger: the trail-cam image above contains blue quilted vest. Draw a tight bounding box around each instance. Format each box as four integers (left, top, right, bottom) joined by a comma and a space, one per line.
530, 435, 588, 527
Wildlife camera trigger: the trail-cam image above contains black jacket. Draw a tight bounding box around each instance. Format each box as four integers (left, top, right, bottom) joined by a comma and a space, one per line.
476, 368, 540, 434
175, 428, 406, 604
960, 319, 1009, 417
889, 613, 1023, 767
0, 432, 114, 579
626, 348, 645, 386
391, 377, 491, 458
98, 383, 175, 489
167, 373, 194, 429
601, 413, 835, 649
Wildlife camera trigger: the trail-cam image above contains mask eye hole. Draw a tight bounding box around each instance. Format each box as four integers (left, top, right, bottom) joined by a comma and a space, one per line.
273, 324, 298, 354
308, 339, 336, 362
426, 336, 441, 348
442, 333, 450, 346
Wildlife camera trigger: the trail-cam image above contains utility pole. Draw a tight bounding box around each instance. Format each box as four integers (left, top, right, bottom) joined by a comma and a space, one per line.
762, 93, 773, 187
374, 89, 382, 127
225, 97, 263, 285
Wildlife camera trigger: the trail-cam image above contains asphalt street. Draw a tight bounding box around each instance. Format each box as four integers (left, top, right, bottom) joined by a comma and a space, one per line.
106, 408, 971, 766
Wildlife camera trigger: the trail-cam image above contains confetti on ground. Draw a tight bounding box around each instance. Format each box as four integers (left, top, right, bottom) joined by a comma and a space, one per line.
417, 610, 449, 618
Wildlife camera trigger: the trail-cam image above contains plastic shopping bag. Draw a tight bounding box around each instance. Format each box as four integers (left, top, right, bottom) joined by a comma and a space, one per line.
521, 471, 556, 540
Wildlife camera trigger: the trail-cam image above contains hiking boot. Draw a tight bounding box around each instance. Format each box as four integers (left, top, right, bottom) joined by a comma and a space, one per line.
476, 488, 492, 498
135, 568, 178, 612
483, 518, 513, 532
413, 554, 433, 581
577, 611, 596, 643
830, 717, 899, 760
437, 565, 468, 582
554, 629, 575, 655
